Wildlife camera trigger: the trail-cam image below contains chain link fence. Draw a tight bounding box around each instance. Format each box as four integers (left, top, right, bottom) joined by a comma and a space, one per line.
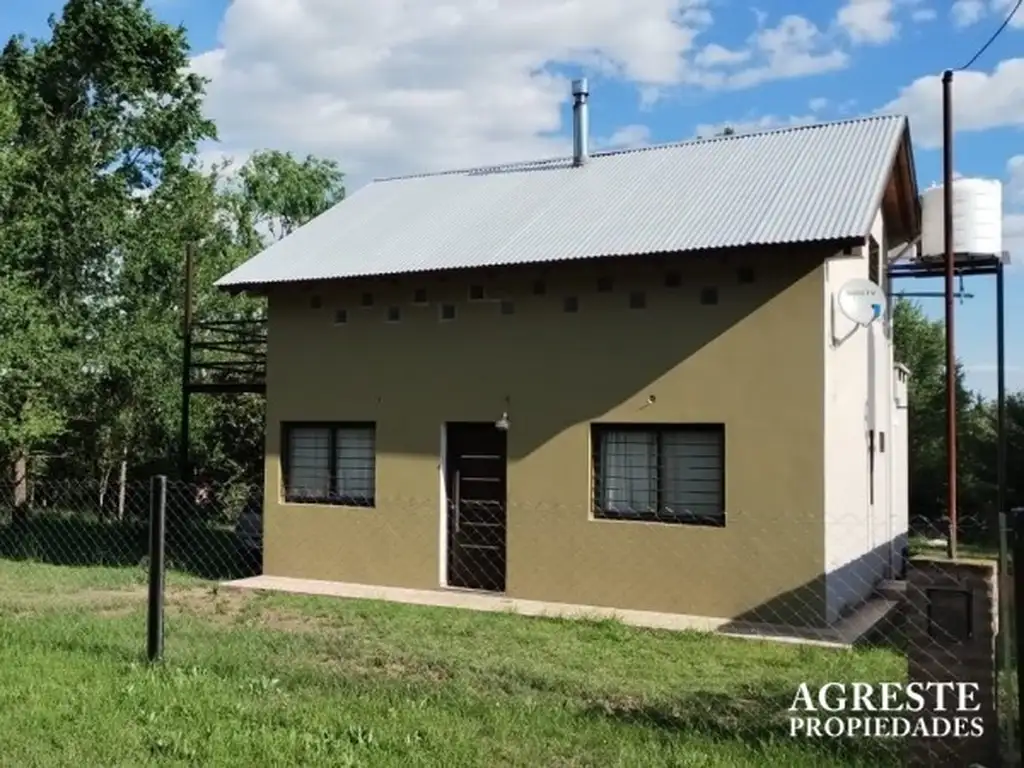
0, 477, 261, 579
0, 476, 1019, 766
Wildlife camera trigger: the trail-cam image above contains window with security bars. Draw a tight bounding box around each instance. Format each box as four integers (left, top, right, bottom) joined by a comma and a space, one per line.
282, 423, 376, 506
592, 424, 725, 525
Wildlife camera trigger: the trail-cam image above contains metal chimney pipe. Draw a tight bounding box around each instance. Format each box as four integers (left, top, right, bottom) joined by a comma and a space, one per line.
571, 78, 589, 166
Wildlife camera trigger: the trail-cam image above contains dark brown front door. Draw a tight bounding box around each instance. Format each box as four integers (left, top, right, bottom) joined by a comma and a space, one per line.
446, 422, 507, 592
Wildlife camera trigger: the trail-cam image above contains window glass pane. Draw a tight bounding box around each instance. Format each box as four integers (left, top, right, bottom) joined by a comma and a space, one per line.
335, 426, 375, 502
661, 429, 723, 519
288, 427, 330, 499
599, 430, 657, 513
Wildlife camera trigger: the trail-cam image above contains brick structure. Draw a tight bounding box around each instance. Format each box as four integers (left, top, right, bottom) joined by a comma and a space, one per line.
905, 557, 1000, 767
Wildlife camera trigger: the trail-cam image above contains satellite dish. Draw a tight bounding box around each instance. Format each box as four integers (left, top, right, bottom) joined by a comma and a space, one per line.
836, 278, 886, 326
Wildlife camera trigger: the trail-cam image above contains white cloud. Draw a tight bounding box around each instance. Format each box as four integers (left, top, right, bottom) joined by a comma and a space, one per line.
637, 85, 664, 109
1008, 155, 1024, 202
600, 124, 652, 148
692, 15, 848, 89
1006, 155, 1024, 262
1005, 212, 1024, 262
951, 0, 986, 26
694, 43, 750, 67
193, 0, 721, 187
879, 58, 1024, 148
808, 97, 829, 111
194, 2, 856, 188
995, 0, 1024, 28
196, 147, 247, 174
902, 0, 1018, 28
694, 113, 817, 137
740, 15, 849, 85
836, 0, 899, 44
953, 0, 1024, 28
836, 98, 859, 114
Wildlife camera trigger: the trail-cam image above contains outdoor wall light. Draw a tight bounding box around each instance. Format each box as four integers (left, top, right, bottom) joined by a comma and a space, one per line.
495, 396, 511, 431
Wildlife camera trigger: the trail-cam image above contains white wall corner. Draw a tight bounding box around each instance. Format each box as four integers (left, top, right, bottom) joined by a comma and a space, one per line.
893, 363, 910, 408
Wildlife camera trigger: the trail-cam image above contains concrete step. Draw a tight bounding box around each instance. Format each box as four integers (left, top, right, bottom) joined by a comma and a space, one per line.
874, 579, 907, 600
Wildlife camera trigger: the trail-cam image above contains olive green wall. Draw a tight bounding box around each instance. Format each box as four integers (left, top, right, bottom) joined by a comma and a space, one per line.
261, 248, 831, 625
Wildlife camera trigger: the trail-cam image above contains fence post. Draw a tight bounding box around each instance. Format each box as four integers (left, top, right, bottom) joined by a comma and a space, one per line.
999, 511, 1016, 758
1014, 507, 1024, 752
147, 475, 167, 663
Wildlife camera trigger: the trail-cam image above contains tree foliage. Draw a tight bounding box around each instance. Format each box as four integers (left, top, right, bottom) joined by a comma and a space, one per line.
229, 150, 344, 245
0, 1, 344, 495
892, 299, 1018, 537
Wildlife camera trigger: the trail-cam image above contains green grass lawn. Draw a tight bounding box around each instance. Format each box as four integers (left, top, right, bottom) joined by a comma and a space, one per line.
0, 560, 913, 767
907, 535, 1002, 561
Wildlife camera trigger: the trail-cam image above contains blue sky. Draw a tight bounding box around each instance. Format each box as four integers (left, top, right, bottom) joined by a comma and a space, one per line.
3, 0, 1022, 395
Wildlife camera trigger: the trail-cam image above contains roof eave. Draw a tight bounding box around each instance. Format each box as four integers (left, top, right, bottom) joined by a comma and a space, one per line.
216, 281, 269, 297
855, 116, 921, 247
213, 238, 864, 292
896, 119, 923, 240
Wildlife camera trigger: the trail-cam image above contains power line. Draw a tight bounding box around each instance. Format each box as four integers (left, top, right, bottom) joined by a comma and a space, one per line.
959, 0, 1022, 70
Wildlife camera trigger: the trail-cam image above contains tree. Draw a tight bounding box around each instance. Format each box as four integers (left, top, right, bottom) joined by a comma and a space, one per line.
0, 275, 77, 490
892, 298, 998, 538
72, 148, 347, 489
0, 77, 77, 499
893, 299, 946, 518
1006, 394, 1024, 510
0, 0, 215, 306
0, 2, 358, 504
0, 76, 18, 186
0, 0, 215, 484
225, 150, 345, 250
184, 151, 346, 484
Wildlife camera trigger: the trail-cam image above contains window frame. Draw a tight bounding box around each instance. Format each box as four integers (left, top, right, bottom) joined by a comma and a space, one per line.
281, 421, 377, 507
591, 423, 725, 527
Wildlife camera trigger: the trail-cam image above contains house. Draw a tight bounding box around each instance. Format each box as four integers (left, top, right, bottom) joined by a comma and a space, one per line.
216, 80, 919, 629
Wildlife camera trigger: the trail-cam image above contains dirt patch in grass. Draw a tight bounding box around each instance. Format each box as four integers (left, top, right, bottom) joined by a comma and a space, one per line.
338, 653, 455, 684
166, 585, 247, 621
1, 576, 336, 637
257, 610, 333, 633
164, 588, 459, 685
165, 586, 333, 635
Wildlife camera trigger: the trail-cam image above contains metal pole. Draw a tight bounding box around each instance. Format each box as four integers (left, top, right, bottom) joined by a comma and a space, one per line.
994, 259, 1014, 754
1014, 507, 1024, 752
147, 475, 167, 663
996, 258, 1006, 547
178, 244, 195, 481
998, 511, 1015, 756
941, 69, 958, 560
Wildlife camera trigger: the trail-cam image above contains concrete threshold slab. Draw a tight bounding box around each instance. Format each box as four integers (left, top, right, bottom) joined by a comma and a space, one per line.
222, 575, 898, 649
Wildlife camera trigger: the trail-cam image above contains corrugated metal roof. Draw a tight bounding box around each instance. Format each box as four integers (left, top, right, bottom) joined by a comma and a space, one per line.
216, 115, 910, 288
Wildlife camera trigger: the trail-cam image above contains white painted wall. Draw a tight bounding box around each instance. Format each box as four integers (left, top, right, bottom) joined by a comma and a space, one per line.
822, 210, 900, 623
890, 364, 910, 576
869, 219, 892, 584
